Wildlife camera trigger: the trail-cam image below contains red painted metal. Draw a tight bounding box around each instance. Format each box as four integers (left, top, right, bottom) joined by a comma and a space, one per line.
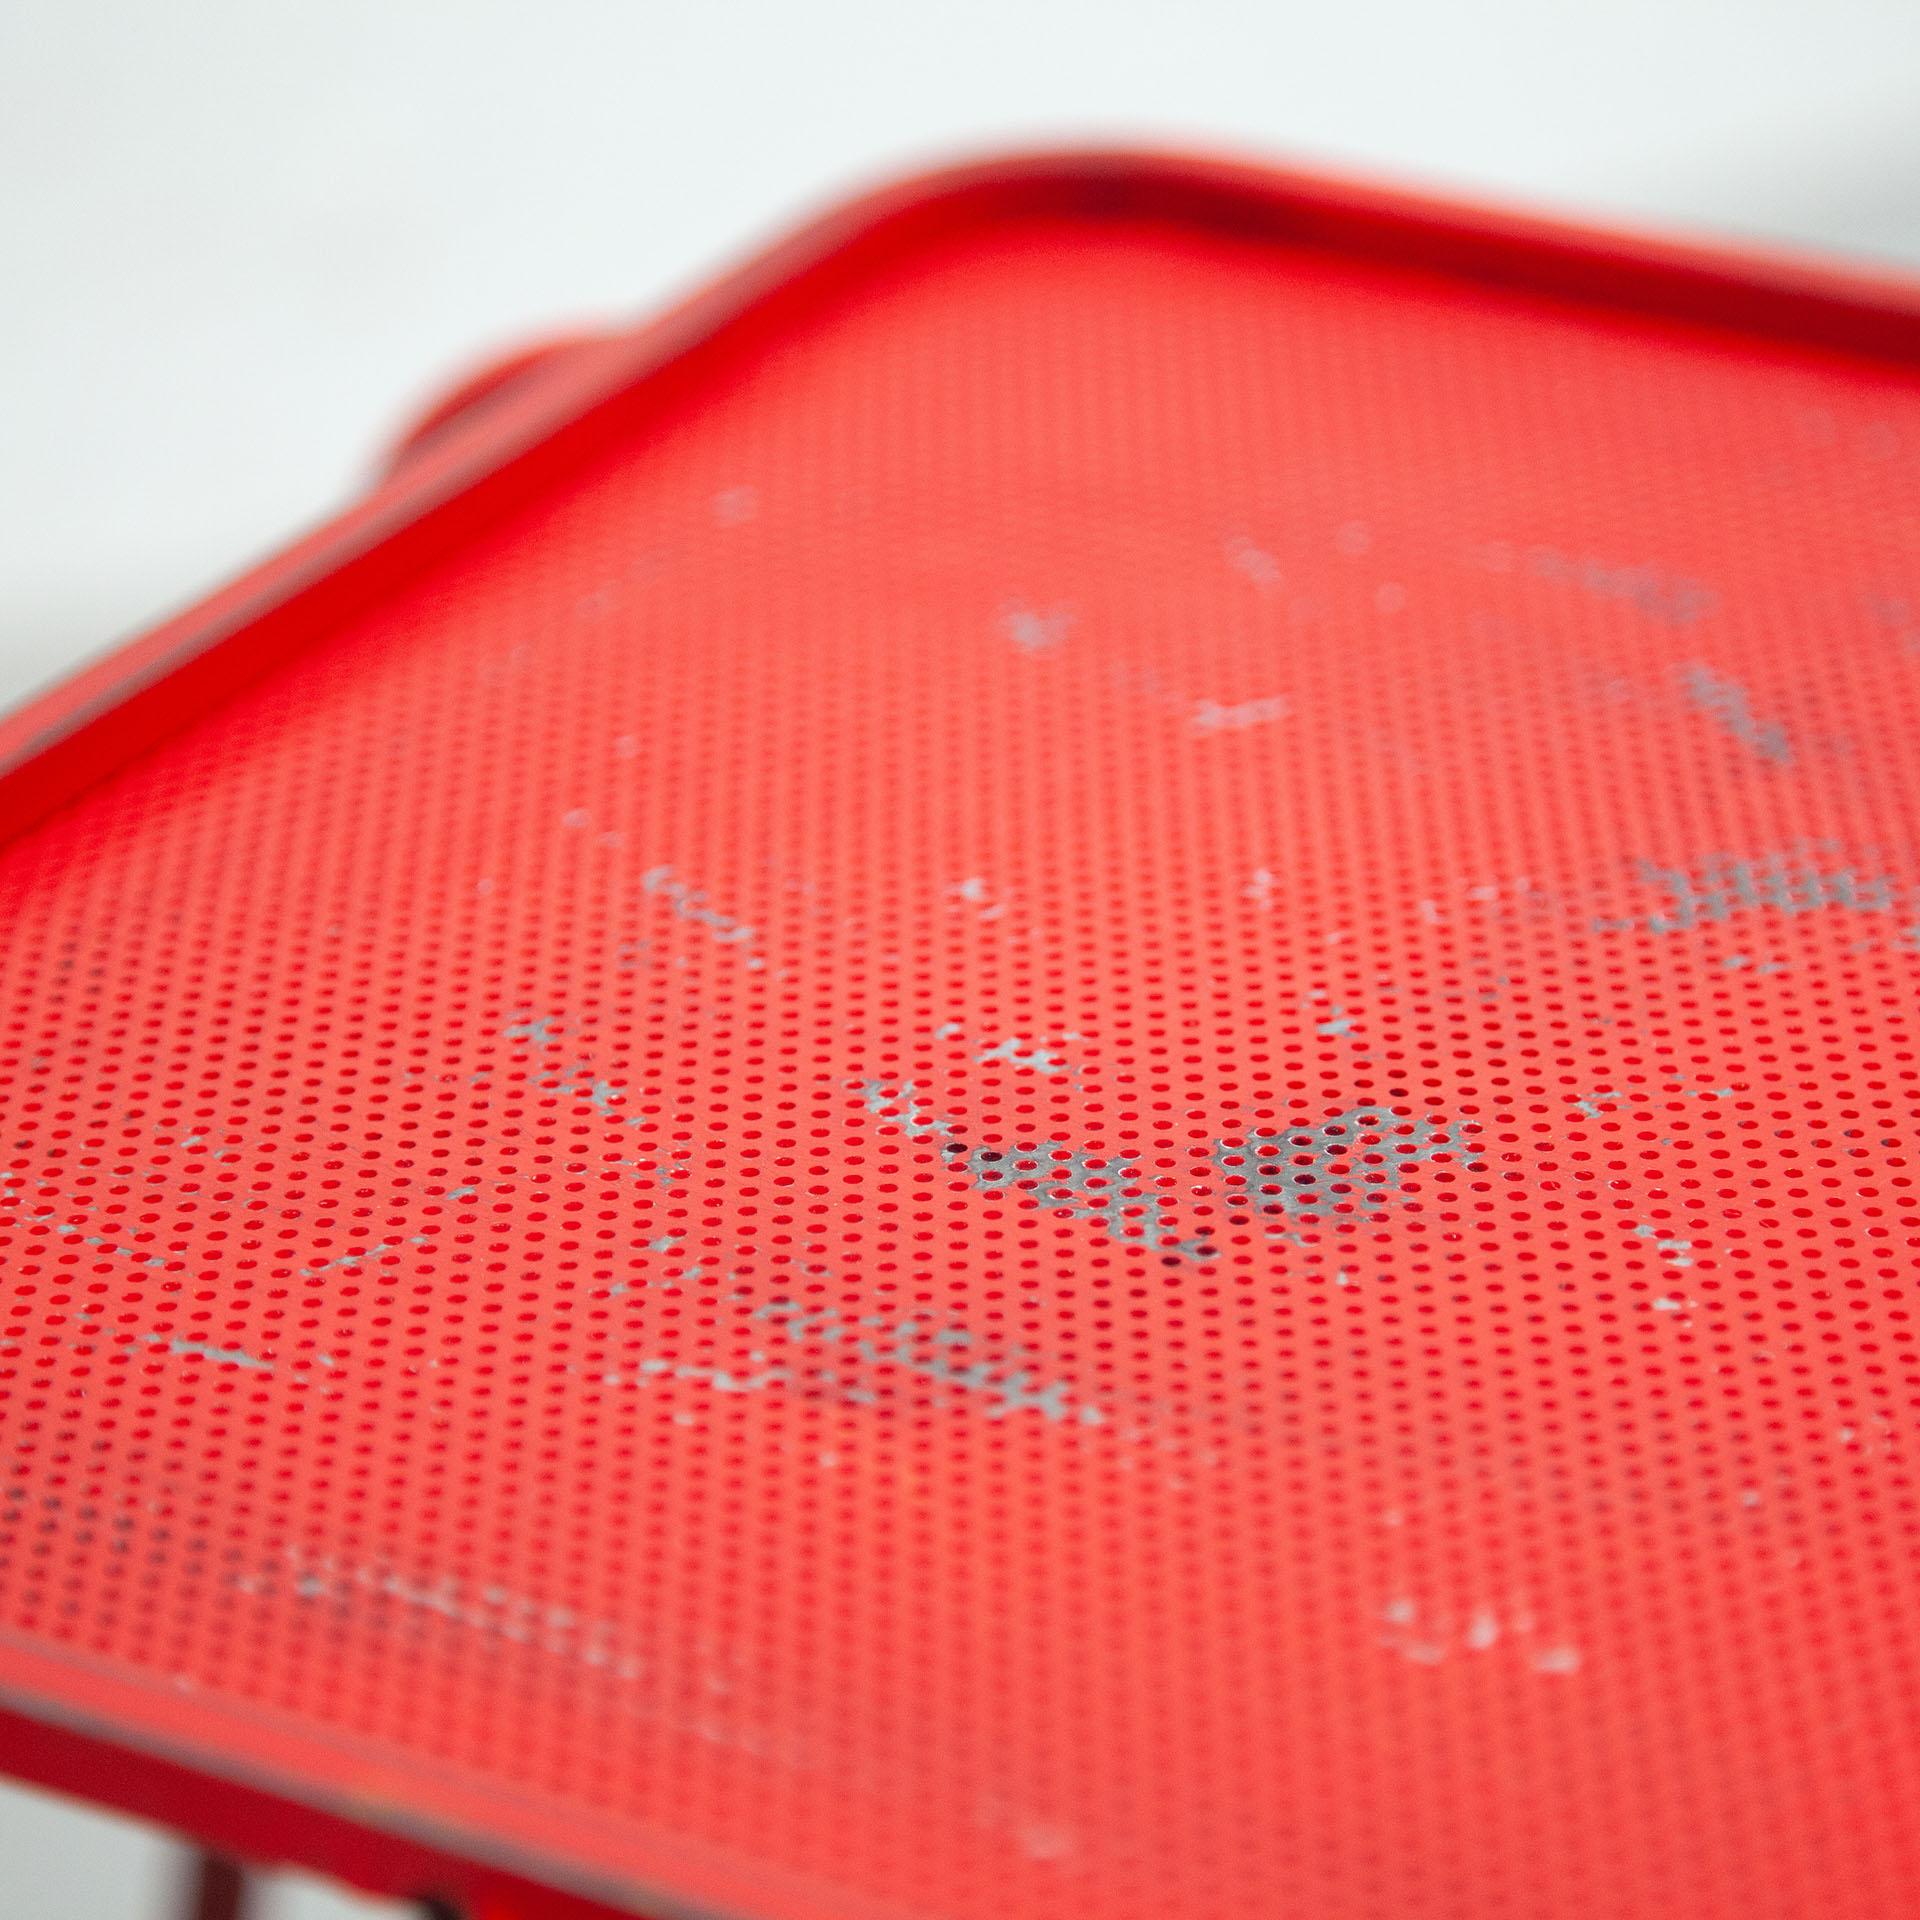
3, 150, 1920, 1919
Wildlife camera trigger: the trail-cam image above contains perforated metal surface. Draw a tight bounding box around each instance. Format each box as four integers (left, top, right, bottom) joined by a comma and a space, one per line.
4, 166, 1920, 1919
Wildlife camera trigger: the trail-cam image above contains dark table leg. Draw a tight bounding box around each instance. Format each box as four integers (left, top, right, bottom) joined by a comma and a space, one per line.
179, 1851, 249, 1920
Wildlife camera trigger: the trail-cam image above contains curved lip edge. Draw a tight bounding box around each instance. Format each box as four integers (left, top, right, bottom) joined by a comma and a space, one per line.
0, 1667, 721, 1920
3, 138, 1918, 821
0, 1642, 919, 1920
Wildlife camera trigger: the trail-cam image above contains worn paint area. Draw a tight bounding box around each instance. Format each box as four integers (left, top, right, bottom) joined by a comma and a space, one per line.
856, 1077, 1217, 1262
1473, 539, 1715, 623
1211, 1106, 1459, 1227
1678, 662, 1793, 764
1598, 850, 1912, 934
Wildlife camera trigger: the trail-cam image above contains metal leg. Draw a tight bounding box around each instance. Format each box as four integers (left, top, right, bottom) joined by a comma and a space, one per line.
179, 1851, 249, 1920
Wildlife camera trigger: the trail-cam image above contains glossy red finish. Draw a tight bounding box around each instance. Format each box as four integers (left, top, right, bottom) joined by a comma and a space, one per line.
3, 151, 1919, 1919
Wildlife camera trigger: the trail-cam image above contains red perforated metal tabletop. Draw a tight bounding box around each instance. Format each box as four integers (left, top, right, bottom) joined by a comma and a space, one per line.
3, 152, 1920, 1920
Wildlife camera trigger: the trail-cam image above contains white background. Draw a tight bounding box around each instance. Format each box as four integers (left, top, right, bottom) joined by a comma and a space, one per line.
2, 1, 1918, 1913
